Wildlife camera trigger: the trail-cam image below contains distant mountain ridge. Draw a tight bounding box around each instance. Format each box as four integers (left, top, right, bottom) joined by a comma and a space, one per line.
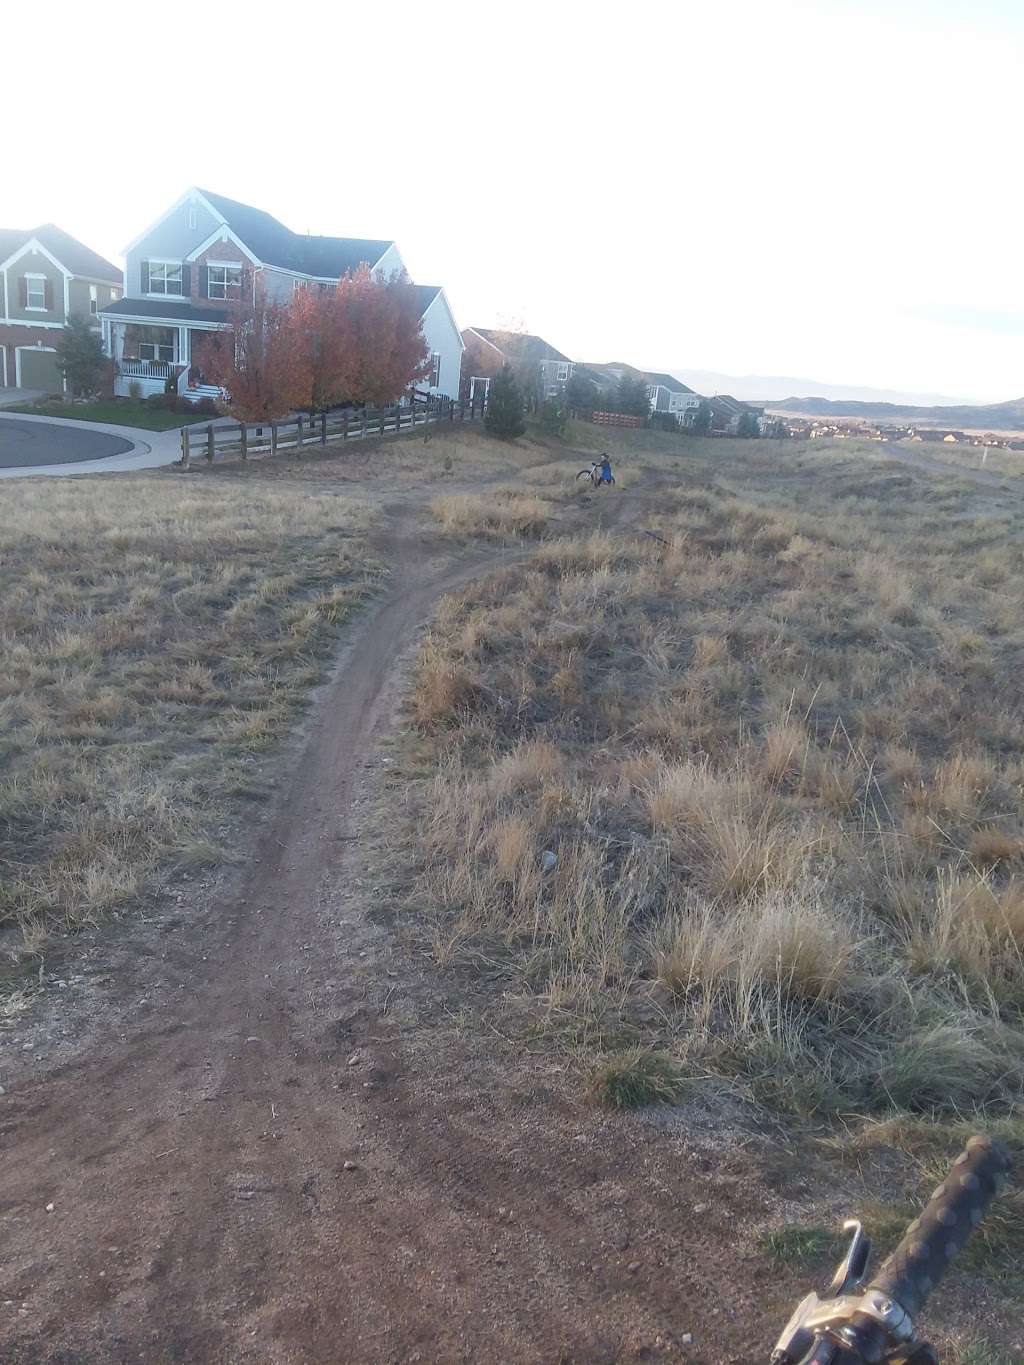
767, 395, 1024, 429
667, 369, 972, 407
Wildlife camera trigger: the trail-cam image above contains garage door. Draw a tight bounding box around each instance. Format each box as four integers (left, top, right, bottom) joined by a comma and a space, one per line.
18, 348, 63, 392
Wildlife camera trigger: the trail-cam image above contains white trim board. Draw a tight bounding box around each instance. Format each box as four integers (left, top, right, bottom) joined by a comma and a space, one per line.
122, 187, 227, 255
0, 237, 73, 277
185, 226, 261, 267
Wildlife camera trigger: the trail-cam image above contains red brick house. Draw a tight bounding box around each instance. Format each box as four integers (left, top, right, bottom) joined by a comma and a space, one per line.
0, 225, 121, 391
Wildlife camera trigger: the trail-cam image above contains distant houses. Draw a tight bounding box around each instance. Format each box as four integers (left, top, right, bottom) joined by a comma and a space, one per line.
457, 335, 770, 432
460, 327, 574, 405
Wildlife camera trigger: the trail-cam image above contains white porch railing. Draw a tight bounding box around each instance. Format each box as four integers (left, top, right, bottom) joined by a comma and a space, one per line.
119, 359, 173, 379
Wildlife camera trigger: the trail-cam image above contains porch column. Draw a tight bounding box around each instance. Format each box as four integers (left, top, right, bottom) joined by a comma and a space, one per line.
110, 323, 125, 364
178, 326, 190, 367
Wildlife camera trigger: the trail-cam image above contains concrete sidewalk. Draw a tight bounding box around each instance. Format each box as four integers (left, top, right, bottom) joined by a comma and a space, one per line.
0, 410, 193, 479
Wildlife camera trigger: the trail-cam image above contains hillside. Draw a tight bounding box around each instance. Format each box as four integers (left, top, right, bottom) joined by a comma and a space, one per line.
670, 368, 968, 407
768, 394, 1024, 429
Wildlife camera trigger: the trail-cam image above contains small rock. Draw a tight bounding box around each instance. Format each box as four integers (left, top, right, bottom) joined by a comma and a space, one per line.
541, 850, 558, 873
45, 1203, 55, 1213
347, 1053, 361, 1067
681, 1334, 693, 1347
692, 1203, 709, 1215
0, 1087, 6, 1096
22, 1043, 34, 1052
342, 1160, 358, 1171
628, 1261, 641, 1274
245, 1037, 261, 1044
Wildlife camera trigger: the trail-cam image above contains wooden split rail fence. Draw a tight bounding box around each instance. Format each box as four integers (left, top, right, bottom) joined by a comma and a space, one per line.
179, 394, 487, 467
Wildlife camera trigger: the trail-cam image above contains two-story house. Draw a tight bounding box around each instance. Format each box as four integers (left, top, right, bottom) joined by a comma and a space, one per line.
460, 328, 574, 405
0, 225, 121, 392
644, 372, 702, 425
99, 188, 463, 403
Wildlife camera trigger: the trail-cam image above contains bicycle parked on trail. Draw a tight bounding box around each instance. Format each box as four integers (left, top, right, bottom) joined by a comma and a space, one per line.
576, 453, 615, 487
771, 1136, 1010, 1364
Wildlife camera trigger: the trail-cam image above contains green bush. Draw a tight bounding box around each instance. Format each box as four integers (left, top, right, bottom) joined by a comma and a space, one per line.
540, 398, 567, 437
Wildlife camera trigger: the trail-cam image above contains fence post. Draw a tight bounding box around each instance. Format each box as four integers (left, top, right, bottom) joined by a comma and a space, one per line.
180, 427, 190, 467
321, 411, 327, 445
296, 414, 304, 454
343, 413, 349, 442
380, 410, 385, 438
271, 421, 278, 456
241, 423, 248, 461
206, 423, 214, 464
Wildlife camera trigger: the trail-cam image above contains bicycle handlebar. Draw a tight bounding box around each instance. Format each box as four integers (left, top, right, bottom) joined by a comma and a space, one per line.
866, 1136, 1010, 1319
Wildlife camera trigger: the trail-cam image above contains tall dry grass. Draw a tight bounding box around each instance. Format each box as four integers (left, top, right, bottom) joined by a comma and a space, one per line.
0, 476, 379, 963
399, 437, 1024, 1121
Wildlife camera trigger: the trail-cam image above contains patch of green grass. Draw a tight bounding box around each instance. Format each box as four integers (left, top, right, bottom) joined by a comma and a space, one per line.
757, 1224, 842, 1269
3, 399, 210, 430
946, 1338, 1017, 1365
587, 1049, 683, 1109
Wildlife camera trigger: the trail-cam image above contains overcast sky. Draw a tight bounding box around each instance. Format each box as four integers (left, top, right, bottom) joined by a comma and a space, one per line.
6, 0, 1020, 401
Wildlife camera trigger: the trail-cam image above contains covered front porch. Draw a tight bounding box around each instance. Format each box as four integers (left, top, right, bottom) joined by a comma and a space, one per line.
99, 301, 230, 404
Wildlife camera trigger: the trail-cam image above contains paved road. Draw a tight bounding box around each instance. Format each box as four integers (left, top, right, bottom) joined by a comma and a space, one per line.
0, 417, 133, 469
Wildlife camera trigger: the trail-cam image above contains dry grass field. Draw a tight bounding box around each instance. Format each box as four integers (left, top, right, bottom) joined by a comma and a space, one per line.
404, 433, 1024, 1142
0, 476, 379, 966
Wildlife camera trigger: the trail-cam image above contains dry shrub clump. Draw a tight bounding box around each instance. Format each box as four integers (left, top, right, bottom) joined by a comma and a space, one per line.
403, 441, 1024, 1123
0, 476, 379, 961
429, 488, 552, 539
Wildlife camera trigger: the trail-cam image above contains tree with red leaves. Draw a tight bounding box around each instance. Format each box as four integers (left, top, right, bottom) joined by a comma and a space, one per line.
334, 266, 430, 407
202, 268, 430, 422
200, 286, 302, 422
285, 284, 356, 414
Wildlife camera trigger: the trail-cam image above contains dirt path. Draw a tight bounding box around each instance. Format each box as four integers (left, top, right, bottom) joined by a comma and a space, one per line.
0, 492, 795, 1364
875, 441, 1015, 490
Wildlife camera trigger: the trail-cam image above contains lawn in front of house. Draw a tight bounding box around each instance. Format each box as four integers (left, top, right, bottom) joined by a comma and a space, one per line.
2, 399, 214, 431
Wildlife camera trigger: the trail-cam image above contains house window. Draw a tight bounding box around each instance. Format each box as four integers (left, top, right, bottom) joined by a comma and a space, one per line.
208, 264, 242, 300
430, 352, 441, 388
187, 206, 198, 231
89, 285, 98, 316
556, 363, 570, 382
134, 327, 176, 364
150, 263, 183, 296
26, 276, 46, 309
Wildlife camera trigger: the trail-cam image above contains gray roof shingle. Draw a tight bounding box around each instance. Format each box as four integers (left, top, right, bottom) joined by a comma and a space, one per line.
0, 224, 120, 282
198, 189, 393, 278
644, 371, 694, 393
99, 299, 230, 324
468, 328, 571, 365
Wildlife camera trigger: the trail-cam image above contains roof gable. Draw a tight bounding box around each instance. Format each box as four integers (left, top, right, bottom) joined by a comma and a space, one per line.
470, 328, 571, 365
0, 224, 120, 282
196, 188, 393, 278
644, 371, 694, 394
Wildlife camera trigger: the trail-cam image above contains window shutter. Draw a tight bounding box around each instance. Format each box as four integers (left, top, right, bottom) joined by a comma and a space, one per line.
141, 260, 150, 293
199, 265, 208, 299
181, 263, 191, 297
44, 279, 53, 310
18, 277, 27, 308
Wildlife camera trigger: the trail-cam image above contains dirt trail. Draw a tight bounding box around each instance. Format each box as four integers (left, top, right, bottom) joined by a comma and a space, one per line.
0, 493, 780, 1364
876, 441, 1015, 490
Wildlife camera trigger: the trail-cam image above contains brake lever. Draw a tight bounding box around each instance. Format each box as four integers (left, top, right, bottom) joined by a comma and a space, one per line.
770, 1220, 875, 1365
827, 1221, 870, 1298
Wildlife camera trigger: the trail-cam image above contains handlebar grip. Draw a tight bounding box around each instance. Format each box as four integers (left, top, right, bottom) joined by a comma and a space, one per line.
867, 1136, 1011, 1319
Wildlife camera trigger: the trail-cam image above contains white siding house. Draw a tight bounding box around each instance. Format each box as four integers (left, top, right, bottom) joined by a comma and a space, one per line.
100, 187, 455, 404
